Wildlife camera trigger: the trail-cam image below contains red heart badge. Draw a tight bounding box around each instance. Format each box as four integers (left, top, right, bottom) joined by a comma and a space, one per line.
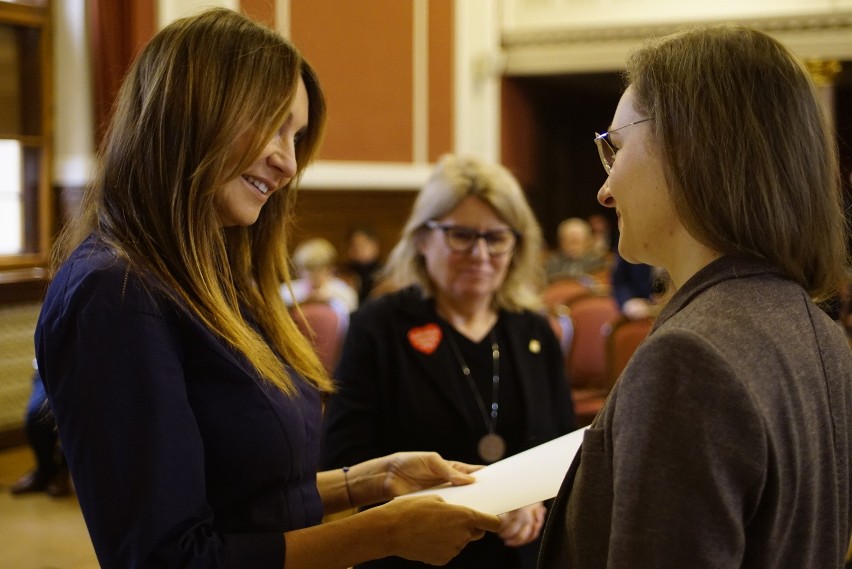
407, 323, 442, 355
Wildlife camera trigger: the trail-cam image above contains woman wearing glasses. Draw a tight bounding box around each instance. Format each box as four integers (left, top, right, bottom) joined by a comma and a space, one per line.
322, 154, 576, 569
538, 26, 852, 568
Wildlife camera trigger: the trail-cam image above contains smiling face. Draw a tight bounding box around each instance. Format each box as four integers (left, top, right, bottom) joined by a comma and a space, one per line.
214, 78, 309, 227
596, 86, 684, 269
417, 195, 514, 306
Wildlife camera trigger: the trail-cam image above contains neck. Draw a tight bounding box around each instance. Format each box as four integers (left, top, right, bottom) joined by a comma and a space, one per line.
664, 234, 724, 290
435, 295, 497, 342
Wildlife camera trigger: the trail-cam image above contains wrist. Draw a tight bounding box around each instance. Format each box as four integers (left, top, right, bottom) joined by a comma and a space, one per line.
349, 457, 393, 506
342, 466, 354, 508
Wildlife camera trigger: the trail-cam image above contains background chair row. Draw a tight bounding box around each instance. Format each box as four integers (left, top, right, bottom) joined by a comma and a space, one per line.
289, 302, 345, 374
293, 285, 654, 428
552, 292, 654, 427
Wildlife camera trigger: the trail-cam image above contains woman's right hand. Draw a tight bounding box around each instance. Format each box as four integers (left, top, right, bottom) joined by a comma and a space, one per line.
376, 495, 501, 565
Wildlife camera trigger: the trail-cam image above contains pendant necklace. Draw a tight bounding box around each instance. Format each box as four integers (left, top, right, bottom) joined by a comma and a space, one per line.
444, 327, 507, 463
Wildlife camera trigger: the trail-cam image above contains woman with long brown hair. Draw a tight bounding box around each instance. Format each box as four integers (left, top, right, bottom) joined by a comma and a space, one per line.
538, 25, 851, 568
36, 9, 499, 568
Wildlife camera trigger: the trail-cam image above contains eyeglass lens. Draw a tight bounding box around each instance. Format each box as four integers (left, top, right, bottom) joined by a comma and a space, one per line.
429, 223, 517, 255
593, 117, 653, 175
594, 134, 616, 173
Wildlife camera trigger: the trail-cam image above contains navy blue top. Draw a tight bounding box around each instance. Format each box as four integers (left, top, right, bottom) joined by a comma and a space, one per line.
35, 236, 324, 568
611, 253, 654, 309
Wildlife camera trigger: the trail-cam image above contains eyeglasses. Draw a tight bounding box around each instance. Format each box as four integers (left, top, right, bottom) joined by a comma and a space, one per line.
593, 117, 653, 174
425, 221, 519, 255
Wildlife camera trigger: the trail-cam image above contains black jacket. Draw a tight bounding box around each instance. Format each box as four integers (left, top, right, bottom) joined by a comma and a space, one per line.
321, 286, 575, 569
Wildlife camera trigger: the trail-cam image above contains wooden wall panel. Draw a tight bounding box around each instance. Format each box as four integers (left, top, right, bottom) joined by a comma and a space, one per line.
88, 0, 156, 145
239, 0, 275, 27
290, 0, 414, 162
428, 0, 453, 161
292, 190, 416, 260
500, 77, 539, 188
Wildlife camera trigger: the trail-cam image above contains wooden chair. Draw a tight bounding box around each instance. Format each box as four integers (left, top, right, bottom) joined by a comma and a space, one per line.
605, 316, 654, 385
290, 302, 345, 374
543, 278, 593, 310
564, 294, 621, 426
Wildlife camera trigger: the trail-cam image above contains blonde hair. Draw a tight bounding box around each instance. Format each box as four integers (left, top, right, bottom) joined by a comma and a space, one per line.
557, 218, 592, 240
627, 26, 849, 301
293, 239, 338, 271
383, 154, 544, 312
52, 8, 332, 395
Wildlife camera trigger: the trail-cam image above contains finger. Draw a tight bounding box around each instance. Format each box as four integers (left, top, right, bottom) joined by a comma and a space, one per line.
448, 460, 485, 474
473, 511, 503, 533
498, 515, 524, 540
533, 512, 545, 534
442, 461, 478, 485
401, 494, 444, 503
503, 522, 535, 547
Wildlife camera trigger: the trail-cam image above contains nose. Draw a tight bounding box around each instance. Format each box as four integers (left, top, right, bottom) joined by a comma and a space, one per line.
468, 236, 492, 260
597, 180, 615, 208
267, 135, 298, 181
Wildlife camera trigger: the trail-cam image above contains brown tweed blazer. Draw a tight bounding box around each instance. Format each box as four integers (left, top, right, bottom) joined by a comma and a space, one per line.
538, 256, 852, 569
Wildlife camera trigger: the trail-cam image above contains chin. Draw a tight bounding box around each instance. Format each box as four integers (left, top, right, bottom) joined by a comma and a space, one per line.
617, 242, 640, 265
220, 209, 263, 228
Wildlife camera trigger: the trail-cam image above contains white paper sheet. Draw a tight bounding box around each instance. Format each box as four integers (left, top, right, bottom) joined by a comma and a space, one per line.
399, 426, 588, 515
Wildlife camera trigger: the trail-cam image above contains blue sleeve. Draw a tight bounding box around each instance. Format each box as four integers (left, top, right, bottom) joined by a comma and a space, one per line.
35, 263, 284, 569
611, 255, 653, 308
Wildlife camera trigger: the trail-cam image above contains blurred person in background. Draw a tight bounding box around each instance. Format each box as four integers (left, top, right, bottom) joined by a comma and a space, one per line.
9, 366, 70, 498
322, 154, 576, 569
544, 217, 608, 284
283, 237, 358, 332
342, 226, 383, 305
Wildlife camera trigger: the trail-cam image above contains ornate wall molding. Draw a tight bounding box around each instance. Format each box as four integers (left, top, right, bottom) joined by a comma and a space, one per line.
502, 11, 852, 74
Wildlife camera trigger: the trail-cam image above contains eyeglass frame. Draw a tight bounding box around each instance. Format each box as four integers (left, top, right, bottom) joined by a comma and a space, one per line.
424, 220, 520, 256
593, 117, 654, 174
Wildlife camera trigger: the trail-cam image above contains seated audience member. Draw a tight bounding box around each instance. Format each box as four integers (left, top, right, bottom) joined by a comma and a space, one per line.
282, 238, 358, 331
610, 252, 662, 320
544, 217, 608, 283
587, 213, 613, 257
538, 25, 851, 569
9, 367, 70, 498
342, 226, 383, 304
322, 154, 576, 569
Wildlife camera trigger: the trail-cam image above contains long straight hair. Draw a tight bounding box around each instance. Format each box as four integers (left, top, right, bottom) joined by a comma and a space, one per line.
53, 8, 332, 395
627, 26, 848, 301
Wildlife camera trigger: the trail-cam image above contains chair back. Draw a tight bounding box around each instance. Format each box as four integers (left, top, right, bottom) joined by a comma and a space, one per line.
543, 278, 592, 309
605, 316, 654, 385
290, 302, 344, 374
565, 294, 621, 390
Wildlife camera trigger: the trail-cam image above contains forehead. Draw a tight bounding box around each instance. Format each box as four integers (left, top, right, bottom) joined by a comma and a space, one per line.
612, 86, 641, 127
292, 78, 309, 121
440, 195, 503, 223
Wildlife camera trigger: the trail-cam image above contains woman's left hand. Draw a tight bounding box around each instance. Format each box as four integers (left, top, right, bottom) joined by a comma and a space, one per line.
498, 502, 546, 547
381, 451, 481, 498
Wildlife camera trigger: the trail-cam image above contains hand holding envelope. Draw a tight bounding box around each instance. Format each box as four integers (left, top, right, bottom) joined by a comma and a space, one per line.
399, 426, 588, 515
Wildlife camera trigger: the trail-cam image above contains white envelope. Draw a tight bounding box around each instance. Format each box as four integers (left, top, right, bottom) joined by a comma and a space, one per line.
399, 426, 588, 515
